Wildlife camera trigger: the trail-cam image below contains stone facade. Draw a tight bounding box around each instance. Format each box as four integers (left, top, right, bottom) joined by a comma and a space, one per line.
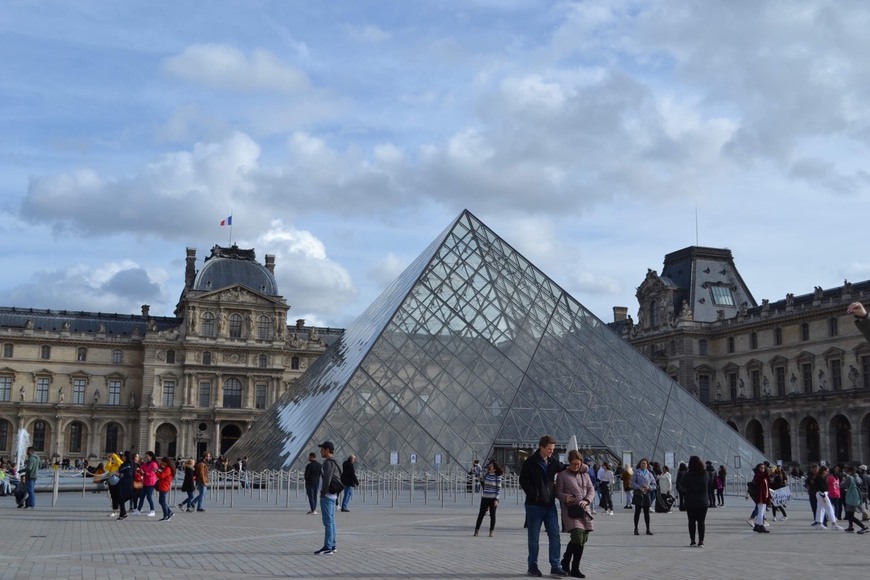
0, 245, 342, 462
614, 246, 870, 469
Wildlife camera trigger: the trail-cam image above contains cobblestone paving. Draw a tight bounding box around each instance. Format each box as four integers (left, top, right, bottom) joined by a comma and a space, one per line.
1, 490, 866, 579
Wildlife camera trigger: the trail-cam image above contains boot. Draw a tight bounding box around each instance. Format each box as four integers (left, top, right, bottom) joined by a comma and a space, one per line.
560, 546, 571, 573
570, 545, 585, 578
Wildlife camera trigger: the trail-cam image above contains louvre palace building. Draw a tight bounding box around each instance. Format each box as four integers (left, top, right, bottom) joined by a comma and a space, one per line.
614, 246, 870, 469
0, 244, 341, 463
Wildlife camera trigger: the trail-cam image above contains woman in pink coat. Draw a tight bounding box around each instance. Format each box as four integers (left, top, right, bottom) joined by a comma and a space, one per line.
555, 450, 594, 578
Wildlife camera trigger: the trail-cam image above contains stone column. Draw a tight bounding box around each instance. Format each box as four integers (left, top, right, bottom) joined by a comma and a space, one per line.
213, 420, 221, 457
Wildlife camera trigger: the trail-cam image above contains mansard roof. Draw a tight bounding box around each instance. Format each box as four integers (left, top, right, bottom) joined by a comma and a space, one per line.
192, 244, 279, 296
0, 307, 179, 336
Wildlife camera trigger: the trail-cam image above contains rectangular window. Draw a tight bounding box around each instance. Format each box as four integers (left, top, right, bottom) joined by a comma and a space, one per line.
0, 376, 10, 402
774, 327, 783, 346
198, 381, 211, 408
710, 285, 735, 306
40, 345, 51, 360
108, 380, 121, 406
750, 333, 758, 350
775, 366, 786, 397
728, 373, 737, 401
69, 423, 82, 453
112, 349, 123, 364
698, 375, 710, 404
166, 350, 176, 364
2, 343, 12, 357
0, 421, 6, 452
831, 359, 842, 391
72, 379, 86, 404
255, 383, 267, 409
727, 337, 735, 353
36, 377, 50, 403
698, 340, 707, 356
258, 317, 271, 340
802, 363, 813, 393
751, 370, 760, 398
162, 381, 175, 407
863, 356, 870, 389
801, 323, 810, 341
829, 318, 839, 337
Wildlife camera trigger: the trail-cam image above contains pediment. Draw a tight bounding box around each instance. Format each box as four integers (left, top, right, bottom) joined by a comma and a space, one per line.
193, 284, 284, 307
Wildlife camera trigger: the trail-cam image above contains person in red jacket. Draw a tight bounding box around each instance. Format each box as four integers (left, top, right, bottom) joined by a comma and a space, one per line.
752, 464, 771, 533
156, 456, 175, 521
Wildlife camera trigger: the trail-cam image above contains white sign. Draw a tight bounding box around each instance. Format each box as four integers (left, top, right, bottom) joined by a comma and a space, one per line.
664, 452, 675, 469
771, 487, 791, 507
390, 451, 399, 465
410, 453, 417, 464
622, 451, 633, 468
435, 453, 442, 465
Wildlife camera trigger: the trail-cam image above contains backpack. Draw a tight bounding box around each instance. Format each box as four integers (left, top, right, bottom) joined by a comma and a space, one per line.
746, 480, 756, 497
845, 476, 862, 508
326, 459, 344, 494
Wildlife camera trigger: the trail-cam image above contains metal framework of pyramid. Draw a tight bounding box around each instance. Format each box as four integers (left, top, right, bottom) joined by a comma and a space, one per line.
230, 210, 767, 472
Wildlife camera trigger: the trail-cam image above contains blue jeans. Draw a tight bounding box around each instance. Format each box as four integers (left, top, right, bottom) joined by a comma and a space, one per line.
525, 504, 560, 570
158, 490, 172, 518
341, 486, 354, 510
193, 483, 207, 510
25, 479, 36, 508
306, 484, 318, 512
320, 496, 337, 550
137, 485, 155, 511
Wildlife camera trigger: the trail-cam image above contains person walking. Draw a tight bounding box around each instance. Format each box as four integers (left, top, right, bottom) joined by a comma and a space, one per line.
555, 450, 594, 579
178, 459, 196, 512
113, 451, 135, 521
136, 451, 159, 517
304, 452, 322, 515
621, 464, 633, 509
598, 462, 615, 515
751, 463, 771, 533
192, 452, 211, 512
474, 460, 503, 537
315, 441, 341, 555
769, 466, 788, 521
519, 435, 566, 577
843, 466, 869, 533
716, 465, 727, 507
675, 462, 688, 511
156, 456, 175, 521
813, 465, 843, 530
340, 455, 359, 512
22, 447, 40, 509
678, 456, 710, 547
631, 458, 655, 536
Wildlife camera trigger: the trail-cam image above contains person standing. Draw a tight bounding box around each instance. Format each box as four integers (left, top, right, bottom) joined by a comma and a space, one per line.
812, 465, 844, 530
177, 459, 196, 512
751, 463, 771, 533
716, 465, 727, 507
555, 450, 594, 579
678, 456, 710, 547
805, 464, 819, 521
705, 461, 717, 508
474, 460, 503, 537
315, 441, 341, 555
631, 458, 655, 536
598, 462, 615, 515
621, 464, 633, 509
22, 447, 40, 509
192, 452, 211, 512
340, 455, 359, 512
519, 435, 566, 577
769, 466, 788, 521
675, 462, 688, 511
113, 451, 135, 520
136, 451, 159, 517
304, 452, 322, 515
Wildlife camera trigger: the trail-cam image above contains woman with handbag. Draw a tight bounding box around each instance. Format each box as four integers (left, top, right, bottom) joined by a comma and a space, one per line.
631, 458, 655, 536
554, 450, 594, 578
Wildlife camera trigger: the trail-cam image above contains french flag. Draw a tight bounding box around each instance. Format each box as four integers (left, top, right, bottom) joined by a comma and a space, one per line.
220, 215, 233, 226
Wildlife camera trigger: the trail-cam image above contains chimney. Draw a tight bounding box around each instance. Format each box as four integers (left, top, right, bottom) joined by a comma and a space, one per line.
185, 247, 197, 289
265, 254, 275, 274
612, 306, 628, 322
141, 304, 151, 318
296, 319, 305, 330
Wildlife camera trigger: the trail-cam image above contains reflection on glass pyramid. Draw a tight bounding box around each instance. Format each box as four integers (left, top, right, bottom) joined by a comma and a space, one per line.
230, 210, 767, 472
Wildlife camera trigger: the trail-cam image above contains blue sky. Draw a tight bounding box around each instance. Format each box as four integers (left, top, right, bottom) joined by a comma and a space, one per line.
2, 1, 870, 327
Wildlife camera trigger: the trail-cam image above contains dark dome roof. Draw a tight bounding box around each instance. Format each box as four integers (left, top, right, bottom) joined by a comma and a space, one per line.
192, 246, 279, 296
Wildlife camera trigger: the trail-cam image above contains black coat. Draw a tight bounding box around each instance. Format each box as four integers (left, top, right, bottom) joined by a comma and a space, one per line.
181, 466, 195, 492
678, 471, 710, 510
304, 460, 323, 486
116, 461, 135, 502
519, 451, 563, 507
340, 460, 359, 487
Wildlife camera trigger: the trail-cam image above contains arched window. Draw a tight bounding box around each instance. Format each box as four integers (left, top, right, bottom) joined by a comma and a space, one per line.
76, 347, 87, 362
201, 312, 215, 337
257, 316, 272, 340
223, 378, 242, 408
105, 423, 119, 453
33, 420, 47, 452
291, 356, 300, 370
229, 314, 243, 338
69, 422, 83, 453
649, 300, 659, 329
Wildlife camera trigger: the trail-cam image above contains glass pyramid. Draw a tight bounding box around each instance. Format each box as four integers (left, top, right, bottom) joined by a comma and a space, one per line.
230, 210, 767, 472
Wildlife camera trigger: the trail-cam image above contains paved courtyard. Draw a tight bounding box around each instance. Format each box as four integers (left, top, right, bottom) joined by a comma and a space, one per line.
0, 488, 866, 579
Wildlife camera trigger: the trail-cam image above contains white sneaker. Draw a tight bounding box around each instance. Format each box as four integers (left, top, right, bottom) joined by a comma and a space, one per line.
833, 524, 845, 531
131, 509, 140, 516
108, 512, 117, 517
147, 511, 156, 517
312, 510, 317, 515
772, 516, 777, 522
782, 516, 787, 520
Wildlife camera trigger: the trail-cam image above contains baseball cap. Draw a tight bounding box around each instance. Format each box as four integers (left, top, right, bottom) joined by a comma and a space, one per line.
318, 441, 335, 452
860, 465, 868, 471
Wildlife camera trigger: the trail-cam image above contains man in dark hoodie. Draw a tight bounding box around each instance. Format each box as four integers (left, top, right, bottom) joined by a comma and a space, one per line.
519, 435, 566, 578
705, 461, 717, 508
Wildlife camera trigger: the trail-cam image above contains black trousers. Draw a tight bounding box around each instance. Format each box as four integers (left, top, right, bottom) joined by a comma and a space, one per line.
686, 506, 707, 543
475, 497, 498, 532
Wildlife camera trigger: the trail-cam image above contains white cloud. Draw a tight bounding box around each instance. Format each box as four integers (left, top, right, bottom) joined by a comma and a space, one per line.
343, 23, 391, 43
367, 252, 408, 287
163, 44, 310, 94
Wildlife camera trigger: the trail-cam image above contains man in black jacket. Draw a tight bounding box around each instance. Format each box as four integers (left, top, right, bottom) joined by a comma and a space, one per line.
340, 455, 359, 512
304, 452, 322, 514
519, 435, 566, 578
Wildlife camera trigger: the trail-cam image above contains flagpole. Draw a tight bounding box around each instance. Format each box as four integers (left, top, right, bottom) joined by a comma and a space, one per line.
229, 209, 233, 245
